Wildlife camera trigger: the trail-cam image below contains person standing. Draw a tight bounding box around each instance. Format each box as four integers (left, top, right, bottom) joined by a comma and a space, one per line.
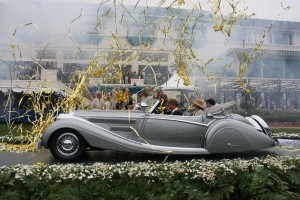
91, 91, 105, 110
141, 71, 146, 79
128, 70, 132, 84
126, 93, 134, 110
153, 88, 164, 100
103, 93, 112, 110
124, 71, 129, 84
141, 71, 146, 84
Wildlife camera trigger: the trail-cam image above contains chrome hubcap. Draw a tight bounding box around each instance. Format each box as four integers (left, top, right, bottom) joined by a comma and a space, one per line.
56, 132, 79, 156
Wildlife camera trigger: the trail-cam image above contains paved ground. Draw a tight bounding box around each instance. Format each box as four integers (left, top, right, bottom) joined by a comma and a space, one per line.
0, 139, 299, 167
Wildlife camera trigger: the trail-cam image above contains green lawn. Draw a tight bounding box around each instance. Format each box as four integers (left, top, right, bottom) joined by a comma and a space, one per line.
270, 127, 300, 134
0, 123, 32, 137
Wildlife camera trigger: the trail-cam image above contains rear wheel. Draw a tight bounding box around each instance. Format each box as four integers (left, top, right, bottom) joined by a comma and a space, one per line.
49, 129, 87, 162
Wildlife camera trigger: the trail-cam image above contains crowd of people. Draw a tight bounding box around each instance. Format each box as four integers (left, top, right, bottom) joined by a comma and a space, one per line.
91, 88, 134, 110
90, 87, 216, 116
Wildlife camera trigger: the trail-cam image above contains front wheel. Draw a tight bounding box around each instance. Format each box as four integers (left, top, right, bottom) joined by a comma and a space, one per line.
49, 129, 87, 162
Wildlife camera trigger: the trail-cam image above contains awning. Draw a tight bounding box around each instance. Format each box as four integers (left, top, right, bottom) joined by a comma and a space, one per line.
206, 77, 300, 92
0, 86, 65, 95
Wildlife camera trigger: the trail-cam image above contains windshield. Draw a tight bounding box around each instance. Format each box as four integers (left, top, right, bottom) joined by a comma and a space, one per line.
148, 101, 161, 114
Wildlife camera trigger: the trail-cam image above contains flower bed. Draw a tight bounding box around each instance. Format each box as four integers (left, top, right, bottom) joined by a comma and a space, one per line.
1, 156, 300, 199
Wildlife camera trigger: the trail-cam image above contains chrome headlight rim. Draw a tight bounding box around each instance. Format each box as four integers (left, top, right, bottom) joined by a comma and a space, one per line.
246, 117, 263, 132
250, 115, 270, 130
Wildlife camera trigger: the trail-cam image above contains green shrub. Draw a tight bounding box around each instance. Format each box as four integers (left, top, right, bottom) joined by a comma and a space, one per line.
272, 128, 300, 134
234, 109, 300, 122
0, 156, 300, 199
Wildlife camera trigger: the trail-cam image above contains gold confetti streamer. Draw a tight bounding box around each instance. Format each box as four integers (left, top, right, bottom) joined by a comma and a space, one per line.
0, 0, 281, 152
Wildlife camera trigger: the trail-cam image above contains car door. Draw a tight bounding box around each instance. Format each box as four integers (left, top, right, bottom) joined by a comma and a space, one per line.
141, 114, 206, 148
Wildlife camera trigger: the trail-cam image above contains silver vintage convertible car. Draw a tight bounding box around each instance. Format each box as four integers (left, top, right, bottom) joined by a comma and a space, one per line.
40, 101, 276, 161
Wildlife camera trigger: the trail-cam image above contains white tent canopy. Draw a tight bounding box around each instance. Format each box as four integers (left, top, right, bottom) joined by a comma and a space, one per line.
159, 73, 195, 91
159, 74, 197, 107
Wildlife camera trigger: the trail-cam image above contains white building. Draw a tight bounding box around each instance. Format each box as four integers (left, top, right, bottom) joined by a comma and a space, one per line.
0, 0, 300, 111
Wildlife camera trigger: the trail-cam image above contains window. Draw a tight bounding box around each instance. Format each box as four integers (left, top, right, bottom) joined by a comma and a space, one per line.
36, 50, 56, 59
138, 65, 169, 85
125, 13, 158, 46
270, 31, 293, 45
246, 60, 262, 78
40, 61, 57, 69
129, 14, 157, 37
3, 61, 37, 80
59, 63, 87, 83
285, 60, 300, 79
63, 50, 95, 60
262, 59, 284, 78
106, 52, 134, 62
138, 53, 169, 62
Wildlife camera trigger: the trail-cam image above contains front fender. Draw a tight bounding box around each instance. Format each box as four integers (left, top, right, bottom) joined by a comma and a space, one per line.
205, 119, 275, 153
41, 116, 99, 148
42, 116, 136, 151
42, 115, 183, 154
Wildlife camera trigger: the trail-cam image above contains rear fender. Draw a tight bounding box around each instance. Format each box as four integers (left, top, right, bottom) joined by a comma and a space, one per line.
205, 119, 275, 153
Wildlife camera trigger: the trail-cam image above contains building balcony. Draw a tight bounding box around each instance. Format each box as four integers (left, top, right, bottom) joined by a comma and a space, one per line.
127, 36, 155, 46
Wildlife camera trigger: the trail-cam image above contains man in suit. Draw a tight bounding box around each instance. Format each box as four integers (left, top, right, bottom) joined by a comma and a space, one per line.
166, 99, 183, 115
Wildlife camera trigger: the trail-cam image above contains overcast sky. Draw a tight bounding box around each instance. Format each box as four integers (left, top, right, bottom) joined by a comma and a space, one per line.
238, 0, 299, 22
94, 0, 300, 22
0, 0, 298, 22
127, 0, 299, 22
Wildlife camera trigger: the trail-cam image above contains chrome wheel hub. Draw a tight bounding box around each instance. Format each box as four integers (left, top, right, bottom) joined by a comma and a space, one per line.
56, 132, 79, 156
